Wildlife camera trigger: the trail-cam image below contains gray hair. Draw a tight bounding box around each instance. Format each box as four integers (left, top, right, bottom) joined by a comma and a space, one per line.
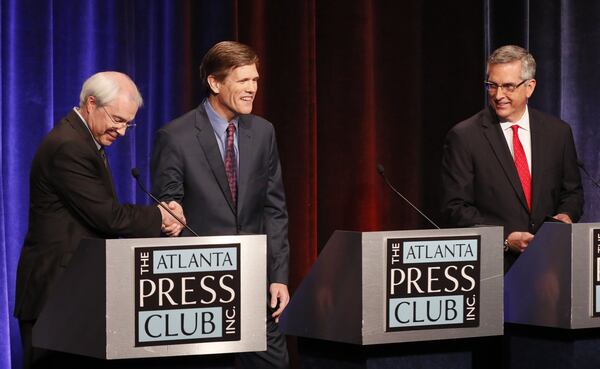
486, 45, 536, 80
79, 71, 143, 108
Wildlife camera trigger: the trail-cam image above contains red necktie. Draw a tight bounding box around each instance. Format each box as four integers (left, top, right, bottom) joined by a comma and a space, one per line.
511, 125, 531, 210
225, 122, 237, 208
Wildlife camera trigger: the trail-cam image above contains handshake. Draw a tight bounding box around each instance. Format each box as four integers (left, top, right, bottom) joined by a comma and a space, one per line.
157, 201, 186, 237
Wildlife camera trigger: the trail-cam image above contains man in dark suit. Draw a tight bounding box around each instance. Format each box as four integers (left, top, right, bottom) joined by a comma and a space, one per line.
151, 41, 290, 368
441, 45, 583, 271
15, 71, 185, 368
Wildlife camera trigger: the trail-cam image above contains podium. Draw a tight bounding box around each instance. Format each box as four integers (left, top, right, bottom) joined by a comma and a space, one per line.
32, 235, 266, 360
504, 222, 600, 369
280, 227, 504, 344
505, 222, 600, 328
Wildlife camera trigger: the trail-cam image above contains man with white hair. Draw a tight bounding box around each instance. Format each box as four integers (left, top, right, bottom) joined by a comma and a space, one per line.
14, 71, 185, 368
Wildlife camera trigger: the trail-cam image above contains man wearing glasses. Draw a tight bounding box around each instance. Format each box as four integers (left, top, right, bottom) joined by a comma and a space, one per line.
441, 45, 583, 272
14, 71, 185, 368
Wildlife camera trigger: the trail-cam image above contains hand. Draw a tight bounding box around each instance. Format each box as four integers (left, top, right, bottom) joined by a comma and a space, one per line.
269, 283, 290, 323
158, 201, 186, 237
505, 231, 534, 253
553, 213, 573, 224
168, 201, 185, 220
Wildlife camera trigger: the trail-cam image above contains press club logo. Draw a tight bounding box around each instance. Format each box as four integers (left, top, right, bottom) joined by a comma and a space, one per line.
134, 244, 241, 346
386, 236, 480, 331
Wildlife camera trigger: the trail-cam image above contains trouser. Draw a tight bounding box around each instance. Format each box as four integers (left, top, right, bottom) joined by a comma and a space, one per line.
236, 312, 290, 369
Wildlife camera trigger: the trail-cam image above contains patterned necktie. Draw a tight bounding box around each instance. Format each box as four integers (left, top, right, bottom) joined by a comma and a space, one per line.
224, 122, 237, 208
511, 125, 531, 210
99, 147, 108, 168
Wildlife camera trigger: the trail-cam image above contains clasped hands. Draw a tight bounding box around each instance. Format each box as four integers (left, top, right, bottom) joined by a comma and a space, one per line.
157, 201, 186, 237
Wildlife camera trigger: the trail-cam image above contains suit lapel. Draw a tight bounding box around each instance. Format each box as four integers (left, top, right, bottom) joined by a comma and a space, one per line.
529, 109, 544, 215
481, 107, 529, 211
237, 116, 253, 215
66, 110, 117, 197
194, 106, 237, 214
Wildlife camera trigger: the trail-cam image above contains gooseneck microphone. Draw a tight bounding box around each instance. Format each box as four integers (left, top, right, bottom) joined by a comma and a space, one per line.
577, 160, 600, 191
376, 164, 440, 229
131, 168, 200, 237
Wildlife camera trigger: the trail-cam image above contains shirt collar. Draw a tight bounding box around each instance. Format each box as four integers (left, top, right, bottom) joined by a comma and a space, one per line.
73, 107, 102, 150
203, 99, 239, 136
500, 105, 530, 132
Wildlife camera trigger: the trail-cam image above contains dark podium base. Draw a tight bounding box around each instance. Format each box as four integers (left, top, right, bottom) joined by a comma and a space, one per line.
111, 355, 233, 369
28, 351, 234, 369
37, 326, 600, 369
290, 336, 503, 369
506, 324, 600, 369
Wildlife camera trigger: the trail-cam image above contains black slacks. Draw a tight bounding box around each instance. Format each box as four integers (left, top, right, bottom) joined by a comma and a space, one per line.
236, 312, 289, 369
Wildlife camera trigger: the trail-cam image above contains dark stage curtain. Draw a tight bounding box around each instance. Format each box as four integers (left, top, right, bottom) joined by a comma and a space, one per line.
234, 0, 484, 251
235, 0, 320, 289
486, 0, 600, 222
2, 1, 600, 369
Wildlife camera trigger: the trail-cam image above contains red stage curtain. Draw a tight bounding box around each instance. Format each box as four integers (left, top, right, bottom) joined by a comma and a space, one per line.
234, 0, 484, 289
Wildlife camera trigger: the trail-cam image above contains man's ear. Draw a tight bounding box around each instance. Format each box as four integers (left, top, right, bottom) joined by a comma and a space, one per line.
85, 95, 97, 113
207, 75, 221, 94
525, 79, 536, 98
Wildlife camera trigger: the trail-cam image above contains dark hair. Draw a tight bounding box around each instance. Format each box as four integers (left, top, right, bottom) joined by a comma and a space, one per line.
199, 41, 259, 95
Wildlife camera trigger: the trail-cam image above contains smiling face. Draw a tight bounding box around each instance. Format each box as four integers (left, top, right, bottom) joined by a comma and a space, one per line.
82, 92, 138, 146
207, 64, 259, 121
487, 60, 536, 122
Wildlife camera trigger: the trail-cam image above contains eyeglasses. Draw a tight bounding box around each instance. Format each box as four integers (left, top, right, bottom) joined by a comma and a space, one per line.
102, 106, 136, 129
484, 79, 528, 94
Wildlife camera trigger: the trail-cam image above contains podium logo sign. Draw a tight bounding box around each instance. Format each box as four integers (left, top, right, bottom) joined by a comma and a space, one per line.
593, 230, 600, 317
386, 236, 480, 331
134, 244, 241, 346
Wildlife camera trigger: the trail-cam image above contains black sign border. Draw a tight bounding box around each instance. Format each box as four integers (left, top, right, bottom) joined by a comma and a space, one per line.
593, 230, 600, 318
385, 235, 481, 332
134, 243, 241, 347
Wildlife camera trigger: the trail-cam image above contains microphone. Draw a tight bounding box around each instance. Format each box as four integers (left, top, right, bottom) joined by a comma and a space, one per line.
131, 168, 200, 237
376, 164, 440, 229
577, 160, 600, 191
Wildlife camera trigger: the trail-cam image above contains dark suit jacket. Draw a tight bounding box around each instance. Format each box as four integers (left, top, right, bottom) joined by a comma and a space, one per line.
151, 104, 290, 285
441, 106, 584, 269
14, 110, 161, 320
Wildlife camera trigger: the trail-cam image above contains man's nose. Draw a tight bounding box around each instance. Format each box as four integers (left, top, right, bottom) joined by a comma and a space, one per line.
493, 86, 506, 99
246, 81, 257, 92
